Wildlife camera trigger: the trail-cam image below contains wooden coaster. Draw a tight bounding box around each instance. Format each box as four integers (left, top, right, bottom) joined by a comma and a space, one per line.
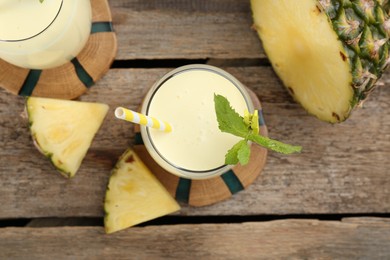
134, 89, 268, 207
0, 0, 117, 100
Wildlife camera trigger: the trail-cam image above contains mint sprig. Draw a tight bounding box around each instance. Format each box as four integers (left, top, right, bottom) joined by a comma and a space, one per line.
214, 94, 302, 165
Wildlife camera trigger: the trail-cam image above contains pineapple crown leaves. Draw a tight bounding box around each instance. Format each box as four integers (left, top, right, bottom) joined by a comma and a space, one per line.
214, 94, 302, 166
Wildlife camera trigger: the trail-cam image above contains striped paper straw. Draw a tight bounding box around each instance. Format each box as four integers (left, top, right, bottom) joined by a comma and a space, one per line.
115, 107, 173, 132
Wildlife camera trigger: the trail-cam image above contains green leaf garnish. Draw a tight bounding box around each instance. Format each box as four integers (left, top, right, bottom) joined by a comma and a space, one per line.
248, 134, 302, 154
214, 94, 302, 166
225, 140, 251, 165
214, 94, 248, 138
237, 140, 251, 165
39, 0, 44, 3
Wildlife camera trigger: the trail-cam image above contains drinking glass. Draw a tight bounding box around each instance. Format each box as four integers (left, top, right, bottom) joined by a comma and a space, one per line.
0, 0, 92, 69
140, 64, 255, 180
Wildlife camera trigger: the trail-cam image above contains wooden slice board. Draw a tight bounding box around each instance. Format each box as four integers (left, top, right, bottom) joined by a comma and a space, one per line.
134, 88, 268, 207
0, 0, 117, 100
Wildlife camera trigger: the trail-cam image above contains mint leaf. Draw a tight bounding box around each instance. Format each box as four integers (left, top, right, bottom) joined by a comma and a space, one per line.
225, 140, 250, 165
237, 141, 251, 165
225, 142, 241, 165
214, 93, 302, 166
248, 134, 302, 154
214, 94, 248, 138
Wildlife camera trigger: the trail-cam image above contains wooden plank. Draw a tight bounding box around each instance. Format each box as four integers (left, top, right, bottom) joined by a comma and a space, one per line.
0, 67, 389, 218
109, 0, 265, 60
1, 218, 390, 259
109, 0, 251, 13
26, 218, 101, 228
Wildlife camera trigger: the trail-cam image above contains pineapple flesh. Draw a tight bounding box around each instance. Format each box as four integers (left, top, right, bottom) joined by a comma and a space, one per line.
26, 97, 109, 178
104, 149, 180, 234
251, 0, 390, 123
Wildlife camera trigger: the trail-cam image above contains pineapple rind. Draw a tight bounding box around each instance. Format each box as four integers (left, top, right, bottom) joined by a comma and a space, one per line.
32, 136, 71, 178
320, 0, 390, 104
26, 97, 109, 178
104, 149, 180, 234
29, 111, 72, 178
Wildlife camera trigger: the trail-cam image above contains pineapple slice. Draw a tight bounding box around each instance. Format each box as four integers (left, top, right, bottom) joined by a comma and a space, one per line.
104, 149, 180, 234
251, 0, 390, 123
26, 97, 109, 178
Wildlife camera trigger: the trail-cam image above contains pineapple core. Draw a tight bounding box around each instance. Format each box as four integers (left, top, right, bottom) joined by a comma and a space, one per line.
252, 0, 354, 122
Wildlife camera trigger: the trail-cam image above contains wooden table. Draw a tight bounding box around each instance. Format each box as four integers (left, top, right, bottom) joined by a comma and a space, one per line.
1, 1, 390, 258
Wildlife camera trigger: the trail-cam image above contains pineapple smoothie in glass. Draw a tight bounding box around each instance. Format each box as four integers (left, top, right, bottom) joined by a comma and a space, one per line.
0, 0, 91, 69
140, 64, 254, 180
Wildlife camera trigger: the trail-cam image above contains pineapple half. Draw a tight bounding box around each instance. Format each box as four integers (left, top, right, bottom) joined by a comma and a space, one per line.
104, 149, 180, 234
251, 0, 390, 123
26, 97, 109, 178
